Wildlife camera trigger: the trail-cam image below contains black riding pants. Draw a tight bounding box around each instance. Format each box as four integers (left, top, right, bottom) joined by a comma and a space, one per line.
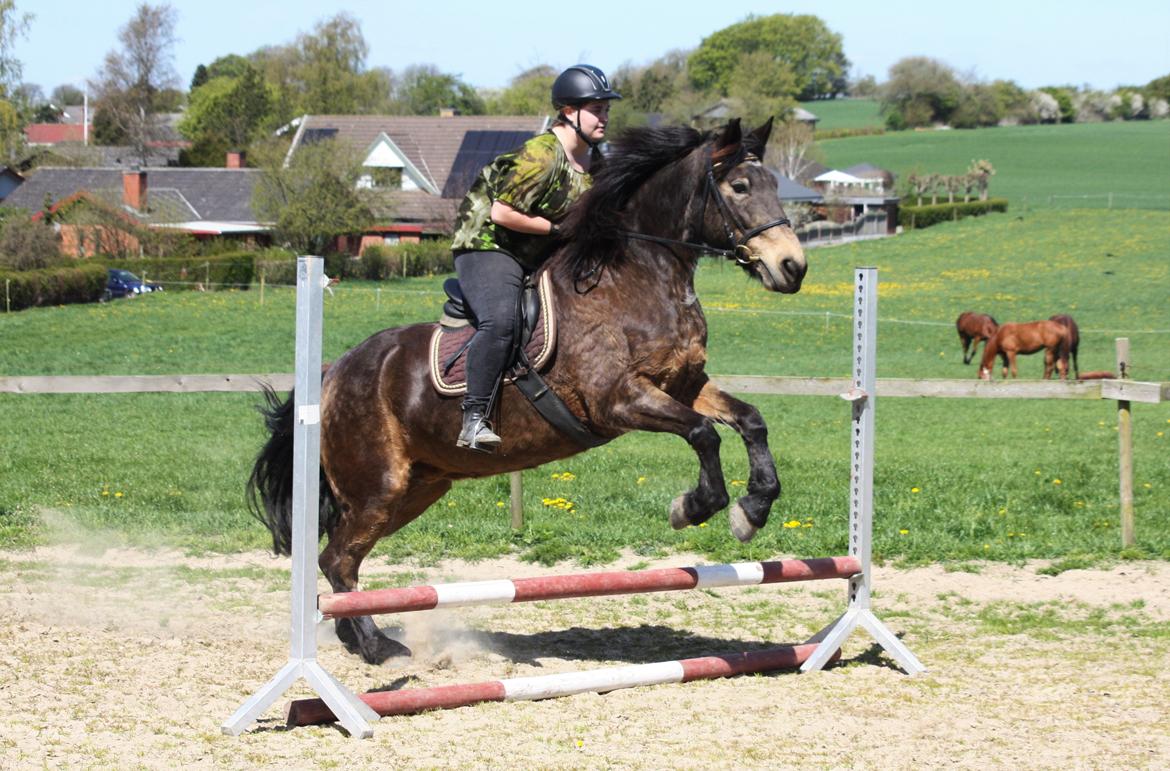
454, 250, 526, 411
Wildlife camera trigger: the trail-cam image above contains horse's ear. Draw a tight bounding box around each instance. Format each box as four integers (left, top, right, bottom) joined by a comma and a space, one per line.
751, 116, 774, 146
716, 119, 742, 148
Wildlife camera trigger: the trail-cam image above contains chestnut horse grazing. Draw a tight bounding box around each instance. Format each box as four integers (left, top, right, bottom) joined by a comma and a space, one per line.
979, 320, 1071, 380
248, 120, 808, 664
1049, 314, 1080, 379
955, 311, 999, 365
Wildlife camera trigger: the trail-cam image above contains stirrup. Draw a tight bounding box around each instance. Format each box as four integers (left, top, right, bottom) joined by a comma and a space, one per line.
457, 410, 501, 452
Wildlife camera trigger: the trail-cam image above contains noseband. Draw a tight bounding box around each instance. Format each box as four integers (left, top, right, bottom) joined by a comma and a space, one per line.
623, 145, 791, 266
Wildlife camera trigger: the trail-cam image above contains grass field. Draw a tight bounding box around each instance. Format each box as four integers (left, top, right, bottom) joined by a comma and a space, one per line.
2, 208, 1167, 566
800, 98, 883, 131
819, 120, 1170, 210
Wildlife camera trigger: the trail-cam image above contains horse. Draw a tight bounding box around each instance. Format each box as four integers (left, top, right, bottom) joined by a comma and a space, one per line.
979, 320, 1071, 380
955, 311, 999, 365
248, 119, 808, 664
1048, 314, 1080, 379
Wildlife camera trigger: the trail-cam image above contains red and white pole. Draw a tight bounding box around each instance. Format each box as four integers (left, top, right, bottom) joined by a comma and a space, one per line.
285, 642, 838, 726
318, 556, 860, 619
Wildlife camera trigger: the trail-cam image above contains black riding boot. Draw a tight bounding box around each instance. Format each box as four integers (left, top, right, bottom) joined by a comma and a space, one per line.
457, 407, 502, 452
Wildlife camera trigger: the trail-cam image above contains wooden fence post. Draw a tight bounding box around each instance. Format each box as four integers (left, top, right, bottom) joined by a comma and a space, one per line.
259, 268, 266, 306
509, 471, 523, 530
1116, 338, 1135, 548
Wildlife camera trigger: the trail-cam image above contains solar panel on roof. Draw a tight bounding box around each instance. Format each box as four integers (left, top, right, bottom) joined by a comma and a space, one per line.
302, 128, 339, 145
440, 130, 536, 199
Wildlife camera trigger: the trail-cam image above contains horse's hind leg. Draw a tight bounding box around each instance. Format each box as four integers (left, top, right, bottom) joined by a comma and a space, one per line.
960, 334, 973, 364
320, 477, 452, 665
691, 381, 779, 543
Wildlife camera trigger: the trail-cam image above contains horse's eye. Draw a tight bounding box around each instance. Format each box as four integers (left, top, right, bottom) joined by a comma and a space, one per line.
730, 179, 750, 194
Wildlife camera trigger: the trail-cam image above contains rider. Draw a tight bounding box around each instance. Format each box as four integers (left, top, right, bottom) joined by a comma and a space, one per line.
450, 64, 621, 451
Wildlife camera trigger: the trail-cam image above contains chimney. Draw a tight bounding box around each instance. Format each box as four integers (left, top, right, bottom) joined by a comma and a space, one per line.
122, 167, 147, 211
226, 150, 246, 168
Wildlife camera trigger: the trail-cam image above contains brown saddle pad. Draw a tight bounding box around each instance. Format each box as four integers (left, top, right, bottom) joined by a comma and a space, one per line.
428, 270, 557, 396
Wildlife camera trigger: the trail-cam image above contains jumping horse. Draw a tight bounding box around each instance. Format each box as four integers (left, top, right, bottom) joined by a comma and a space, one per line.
249, 119, 808, 664
979, 320, 1071, 380
955, 311, 999, 365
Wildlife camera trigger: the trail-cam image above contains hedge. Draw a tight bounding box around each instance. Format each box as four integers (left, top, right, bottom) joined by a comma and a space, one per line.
1, 263, 107, 312
898, 198, 1009, 230
328, 240, 455, 281
105, 252, 256, 290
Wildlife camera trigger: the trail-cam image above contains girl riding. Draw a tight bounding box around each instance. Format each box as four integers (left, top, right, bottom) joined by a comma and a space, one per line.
450, 64, 621, 451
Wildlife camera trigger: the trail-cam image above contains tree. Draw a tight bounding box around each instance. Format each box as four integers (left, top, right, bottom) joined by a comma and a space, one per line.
296, 14, 390, 115
251, 138, 373, 255
880, 57, 962, 129
395, 64, 484, 116
485, 65, 555, 115
968, 159, 995, 200
726, 50, 797, 126
0, 0, 30, 99
764, 119, 820, 182
179, 64, 272, 166
688, 14, 848, 101
50, 83, 84, 105
89, 3, 180, 164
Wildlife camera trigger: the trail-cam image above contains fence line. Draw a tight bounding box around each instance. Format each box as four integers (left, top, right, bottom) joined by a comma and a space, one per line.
4, 373, 1165, 403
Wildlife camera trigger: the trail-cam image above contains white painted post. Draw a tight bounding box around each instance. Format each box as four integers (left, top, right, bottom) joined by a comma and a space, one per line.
801, 267, 925, 675
1116, 338, 1134, 548
222, 257, 379, 739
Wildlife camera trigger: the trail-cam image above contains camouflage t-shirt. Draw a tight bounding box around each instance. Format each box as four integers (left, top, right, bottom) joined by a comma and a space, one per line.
451, 131, 591, 270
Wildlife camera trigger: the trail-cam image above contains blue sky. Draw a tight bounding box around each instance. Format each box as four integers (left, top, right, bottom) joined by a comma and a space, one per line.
17, 0, 1170, 97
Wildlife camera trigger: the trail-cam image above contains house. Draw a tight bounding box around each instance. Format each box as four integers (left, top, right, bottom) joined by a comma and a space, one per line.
771, 170, 823, 203
4, 155, 267, 256
842, 163, 895, 194
281, 114, 548, 251
0, 167, 23, 203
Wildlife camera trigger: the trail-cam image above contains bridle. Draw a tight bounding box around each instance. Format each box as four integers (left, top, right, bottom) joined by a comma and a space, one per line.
622, 145, 791, 267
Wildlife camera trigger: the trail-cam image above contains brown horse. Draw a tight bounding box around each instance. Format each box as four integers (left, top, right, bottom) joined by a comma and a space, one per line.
1048, 314, 1080, 379
979, 320, 1071, 380
248, 120, 808, 664
955, 311, 999, 365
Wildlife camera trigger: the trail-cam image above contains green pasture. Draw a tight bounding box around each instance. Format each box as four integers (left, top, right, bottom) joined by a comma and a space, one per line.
800, 98, 883, 131
2, 210, 1168, 566
820, 120, 1170, 211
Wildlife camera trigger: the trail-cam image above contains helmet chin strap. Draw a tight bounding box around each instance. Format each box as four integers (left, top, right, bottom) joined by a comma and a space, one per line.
572, 110, 599, 151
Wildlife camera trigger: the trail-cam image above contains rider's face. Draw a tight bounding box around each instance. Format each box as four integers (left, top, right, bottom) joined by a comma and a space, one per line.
567, 101, 611, 140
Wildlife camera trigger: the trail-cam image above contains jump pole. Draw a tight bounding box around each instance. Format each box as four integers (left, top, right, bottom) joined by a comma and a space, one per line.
223, 257, 379, 738
800, 267, 925, 674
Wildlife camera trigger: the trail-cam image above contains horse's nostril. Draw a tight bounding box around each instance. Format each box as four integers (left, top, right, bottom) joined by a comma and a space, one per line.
781, 257, 805, 281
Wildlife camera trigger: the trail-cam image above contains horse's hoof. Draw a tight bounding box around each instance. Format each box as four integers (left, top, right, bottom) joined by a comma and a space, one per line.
363, 636, 412, 666
729, 502, 759, 543
669, 495, 690, 530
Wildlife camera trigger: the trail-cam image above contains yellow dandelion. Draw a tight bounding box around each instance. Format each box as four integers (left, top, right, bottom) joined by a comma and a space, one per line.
983, 544, 990, 550
1157, 432, 1164, 438
636, 476, 647, 485
1144, 483, 1152, 489
782, 520, 801, 528
1034, 470, 1042, 476
1052, 479, 1062, 485
101, 490, 109, 497
496, 501, 505, 508
730, 479, 745, 487
699, 522, 708, 528
899, 529, 909, 535
911, 487, 920, 493
115, 492, 124, 498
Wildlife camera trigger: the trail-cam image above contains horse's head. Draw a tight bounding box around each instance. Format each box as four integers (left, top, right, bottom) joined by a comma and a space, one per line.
701, 118, 807, 294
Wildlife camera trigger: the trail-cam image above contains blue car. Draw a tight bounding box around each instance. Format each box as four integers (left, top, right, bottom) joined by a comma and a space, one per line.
103, 268, 163, 301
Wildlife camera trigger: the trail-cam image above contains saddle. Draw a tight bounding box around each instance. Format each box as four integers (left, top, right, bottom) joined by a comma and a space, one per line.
428, 271, 607, 449
428, 271, 556, 396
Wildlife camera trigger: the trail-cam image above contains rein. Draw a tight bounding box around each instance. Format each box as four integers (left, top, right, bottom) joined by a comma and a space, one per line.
621, 146, 790, 266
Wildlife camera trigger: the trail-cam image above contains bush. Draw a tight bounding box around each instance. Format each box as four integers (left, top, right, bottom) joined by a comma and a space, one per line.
898, 199, 1009, 230
105, 252, 257, 290
338, 239, 455, 280
0, 216, 63, 271
0, 263, 107, 311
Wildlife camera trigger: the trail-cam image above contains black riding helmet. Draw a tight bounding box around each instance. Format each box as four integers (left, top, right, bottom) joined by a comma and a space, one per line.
551, 64, 621, 151
551, 64, 622, 107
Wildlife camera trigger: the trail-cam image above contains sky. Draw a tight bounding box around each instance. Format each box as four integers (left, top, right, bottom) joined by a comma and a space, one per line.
15, 0, 1170, 99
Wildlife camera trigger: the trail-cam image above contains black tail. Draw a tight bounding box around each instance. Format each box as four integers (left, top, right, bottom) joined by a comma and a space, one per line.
246, 384, 339, 556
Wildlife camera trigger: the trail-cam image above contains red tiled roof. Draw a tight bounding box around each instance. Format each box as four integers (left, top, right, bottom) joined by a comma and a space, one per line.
25, 123, 89, 145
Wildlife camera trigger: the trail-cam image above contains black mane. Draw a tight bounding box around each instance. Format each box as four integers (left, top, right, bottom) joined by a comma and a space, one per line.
558, 122, 764, 278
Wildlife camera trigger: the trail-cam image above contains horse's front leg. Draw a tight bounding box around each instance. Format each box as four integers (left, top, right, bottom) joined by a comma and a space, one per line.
608, 381, 731, 537
691, 380, 779, 542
